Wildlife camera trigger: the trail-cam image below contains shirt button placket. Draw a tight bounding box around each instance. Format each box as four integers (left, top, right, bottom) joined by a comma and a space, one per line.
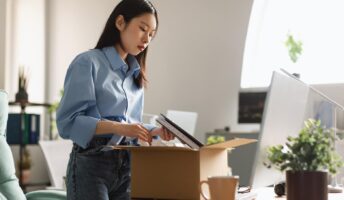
121, 65, 129, 119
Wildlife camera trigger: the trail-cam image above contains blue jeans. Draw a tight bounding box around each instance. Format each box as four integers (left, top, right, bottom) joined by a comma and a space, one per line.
66, 138, 131, 200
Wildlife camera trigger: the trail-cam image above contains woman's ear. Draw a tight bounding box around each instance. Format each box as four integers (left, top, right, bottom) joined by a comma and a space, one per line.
115, 15, 126, 31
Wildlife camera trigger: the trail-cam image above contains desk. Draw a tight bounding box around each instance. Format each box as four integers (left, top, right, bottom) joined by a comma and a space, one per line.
132, 187, 344, 200
254, 187, 344, 200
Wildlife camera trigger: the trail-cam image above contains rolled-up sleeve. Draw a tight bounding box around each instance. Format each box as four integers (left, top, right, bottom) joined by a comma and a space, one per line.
143, 123, 156, 132
56, 55, 100, 148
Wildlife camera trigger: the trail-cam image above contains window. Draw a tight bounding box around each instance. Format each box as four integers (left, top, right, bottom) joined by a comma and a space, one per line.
241, 0, 344, 88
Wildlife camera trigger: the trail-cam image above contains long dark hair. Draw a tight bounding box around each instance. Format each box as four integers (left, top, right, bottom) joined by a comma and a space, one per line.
95, 0, 158, 88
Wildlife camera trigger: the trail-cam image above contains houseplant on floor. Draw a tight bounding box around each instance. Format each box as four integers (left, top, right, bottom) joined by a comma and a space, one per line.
16, 147, 32, 184
266, 119, 343, 200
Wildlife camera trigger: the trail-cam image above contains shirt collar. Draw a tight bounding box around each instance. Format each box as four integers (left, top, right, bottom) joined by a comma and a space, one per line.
126, 55, 141, 78
102, 46, 141, 78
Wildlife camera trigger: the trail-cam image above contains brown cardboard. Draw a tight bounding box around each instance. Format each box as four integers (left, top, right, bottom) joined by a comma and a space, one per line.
116, 138, 256, 200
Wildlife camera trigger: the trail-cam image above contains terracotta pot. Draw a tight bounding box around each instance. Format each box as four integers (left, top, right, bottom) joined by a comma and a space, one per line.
286, 170, 327, 200
21, 169, 31, 184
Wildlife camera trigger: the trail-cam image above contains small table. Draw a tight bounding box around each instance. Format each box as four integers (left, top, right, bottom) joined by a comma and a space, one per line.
253, 187, 344, 200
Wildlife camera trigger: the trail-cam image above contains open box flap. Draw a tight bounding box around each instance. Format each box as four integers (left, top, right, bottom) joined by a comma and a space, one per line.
202, 138, 257, 150
103, 145, 196, 152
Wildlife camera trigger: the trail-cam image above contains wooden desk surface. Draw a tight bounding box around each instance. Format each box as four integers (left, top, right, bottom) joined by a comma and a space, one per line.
132, 187, 344, 200
254, 187, 344, 200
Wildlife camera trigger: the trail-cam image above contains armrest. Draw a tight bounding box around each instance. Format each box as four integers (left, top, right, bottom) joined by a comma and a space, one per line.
25, 190, 66, 200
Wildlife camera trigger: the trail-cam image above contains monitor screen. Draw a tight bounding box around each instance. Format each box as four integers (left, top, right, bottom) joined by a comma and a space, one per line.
250, 70, 344, 188
238, 91, 267, 123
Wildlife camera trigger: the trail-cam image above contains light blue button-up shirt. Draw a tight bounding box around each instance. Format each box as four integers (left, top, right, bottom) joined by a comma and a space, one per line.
56, 46, 155, 148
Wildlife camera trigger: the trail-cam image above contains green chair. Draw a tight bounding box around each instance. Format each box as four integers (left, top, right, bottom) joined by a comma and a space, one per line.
0, 90, 66, 200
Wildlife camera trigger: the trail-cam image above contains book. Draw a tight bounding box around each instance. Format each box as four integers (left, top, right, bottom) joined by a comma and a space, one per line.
156, 114, 203, 150
29, 114, 40, 144
7, 113, 40, 144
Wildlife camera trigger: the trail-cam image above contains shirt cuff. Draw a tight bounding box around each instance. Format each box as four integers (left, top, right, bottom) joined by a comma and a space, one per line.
143, 123, 156, 132
69, 116, 100, 149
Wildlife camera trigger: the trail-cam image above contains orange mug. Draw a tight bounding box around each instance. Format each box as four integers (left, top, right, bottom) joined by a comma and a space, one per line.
199, 176, 239, 200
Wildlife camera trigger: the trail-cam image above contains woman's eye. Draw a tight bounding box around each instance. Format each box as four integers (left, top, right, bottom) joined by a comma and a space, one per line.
140, 27, 146, 32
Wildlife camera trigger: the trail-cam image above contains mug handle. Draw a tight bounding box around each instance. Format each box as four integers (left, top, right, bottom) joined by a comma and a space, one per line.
199, 180, 210, 200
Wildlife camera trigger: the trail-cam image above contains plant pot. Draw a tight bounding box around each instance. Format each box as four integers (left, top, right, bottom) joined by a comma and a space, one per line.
15, 89, 28, 103
21, 169, 31, 184
286, 170, 328, 200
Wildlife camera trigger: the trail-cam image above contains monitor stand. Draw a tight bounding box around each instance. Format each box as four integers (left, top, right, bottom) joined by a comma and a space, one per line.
328, 185, 343, 193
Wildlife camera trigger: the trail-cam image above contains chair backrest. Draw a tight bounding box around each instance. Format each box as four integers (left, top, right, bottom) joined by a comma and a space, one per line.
166, 110, 198, 135
0, 90, 26, 199
39, 140, 73, 190
0, 90, 8, 137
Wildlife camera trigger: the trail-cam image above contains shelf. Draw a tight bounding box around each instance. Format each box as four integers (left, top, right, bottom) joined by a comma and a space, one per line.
9, 101, 51, 108
23, 182, 50, 187
8, 100, 53, 192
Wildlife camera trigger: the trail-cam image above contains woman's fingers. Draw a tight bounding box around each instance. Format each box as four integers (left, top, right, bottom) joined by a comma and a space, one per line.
138, 131, 149, 142
162, 127, 174, 141
169, 132, 174, 140
138, 133, 148, 142
126, 124, 150, 142
163, 128, 168, 140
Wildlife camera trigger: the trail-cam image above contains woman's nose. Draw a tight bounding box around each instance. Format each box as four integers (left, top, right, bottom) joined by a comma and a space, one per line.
142, 33, 150, 44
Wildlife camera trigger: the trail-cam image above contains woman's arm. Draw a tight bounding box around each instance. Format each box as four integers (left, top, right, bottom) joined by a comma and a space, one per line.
95, 120, 151, 142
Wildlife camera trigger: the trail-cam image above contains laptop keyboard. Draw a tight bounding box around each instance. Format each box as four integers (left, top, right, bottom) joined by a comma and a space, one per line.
236, 192, 257, 200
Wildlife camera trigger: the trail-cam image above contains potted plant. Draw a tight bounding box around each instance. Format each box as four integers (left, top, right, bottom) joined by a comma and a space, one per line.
17, 147, 32, 184
15, 66, 29, 104
266, 119, 343, 200
206, 135, 225, 145
48, 89, 64, 139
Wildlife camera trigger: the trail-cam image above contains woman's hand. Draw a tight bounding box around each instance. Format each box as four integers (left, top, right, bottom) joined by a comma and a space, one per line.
150, 127, 175, 141
118, 123, 151, 142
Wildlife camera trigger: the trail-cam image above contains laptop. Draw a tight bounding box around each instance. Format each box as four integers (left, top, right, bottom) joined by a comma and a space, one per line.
156, 113, 203, 149
236, 191, 257, 200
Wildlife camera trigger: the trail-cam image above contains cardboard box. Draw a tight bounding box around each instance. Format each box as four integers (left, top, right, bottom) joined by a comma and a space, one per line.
119, 138, 256, 200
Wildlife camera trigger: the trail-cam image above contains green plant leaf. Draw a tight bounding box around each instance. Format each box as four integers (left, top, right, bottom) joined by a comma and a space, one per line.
285, 34, 303, 63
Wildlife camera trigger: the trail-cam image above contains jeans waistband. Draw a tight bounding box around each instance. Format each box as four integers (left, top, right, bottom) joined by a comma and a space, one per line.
88, 137, 111, 148
88, 136, 138, 148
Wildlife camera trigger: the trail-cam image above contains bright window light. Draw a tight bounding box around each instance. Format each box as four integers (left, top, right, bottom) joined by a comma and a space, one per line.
241, 0, 344, 88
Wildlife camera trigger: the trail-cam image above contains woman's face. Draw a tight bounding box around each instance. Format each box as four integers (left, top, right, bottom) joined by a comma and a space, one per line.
118, 13, 157, 56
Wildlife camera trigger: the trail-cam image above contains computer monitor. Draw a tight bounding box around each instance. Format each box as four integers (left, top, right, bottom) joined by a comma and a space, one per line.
250, 69, 344, 189
238, 91, 267, 124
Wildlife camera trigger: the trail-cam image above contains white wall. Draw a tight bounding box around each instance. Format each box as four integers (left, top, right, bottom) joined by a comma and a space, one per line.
46, 0, 117, 103
0, 0, 6, 89
4, 0, 50, 187
6, 0, 46, 102
47, 0, 254, 143
146, 0, 254, 142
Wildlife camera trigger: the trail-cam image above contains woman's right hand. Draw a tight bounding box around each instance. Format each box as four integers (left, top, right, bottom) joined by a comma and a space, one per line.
117, 123, 151, 142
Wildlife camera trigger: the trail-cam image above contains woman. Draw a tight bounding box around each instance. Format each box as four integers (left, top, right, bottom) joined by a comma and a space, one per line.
56, 0, 173, 199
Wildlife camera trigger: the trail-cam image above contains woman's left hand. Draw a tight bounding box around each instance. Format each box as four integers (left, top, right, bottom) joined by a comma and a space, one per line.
150, 127, 175, 141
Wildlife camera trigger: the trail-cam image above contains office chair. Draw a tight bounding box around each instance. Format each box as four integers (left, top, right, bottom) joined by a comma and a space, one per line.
0, 90, 66, 200
39, 139, 72, 190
